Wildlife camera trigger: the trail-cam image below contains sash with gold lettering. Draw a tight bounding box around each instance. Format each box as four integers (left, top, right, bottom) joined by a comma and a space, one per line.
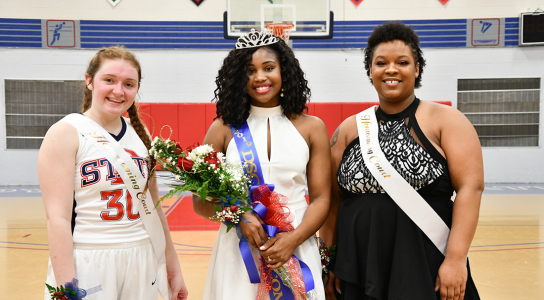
356, 107, 450, 255
61, 114, 171, 299
231, 121, 315, 300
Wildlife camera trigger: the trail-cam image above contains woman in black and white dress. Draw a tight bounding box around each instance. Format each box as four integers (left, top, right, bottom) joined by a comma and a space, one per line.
320, 22, 483, 300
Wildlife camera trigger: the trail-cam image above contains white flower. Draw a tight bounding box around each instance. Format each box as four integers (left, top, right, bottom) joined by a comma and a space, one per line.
217, 152, 225, 163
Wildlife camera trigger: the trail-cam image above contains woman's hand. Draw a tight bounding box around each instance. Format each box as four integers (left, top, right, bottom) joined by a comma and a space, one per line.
168, 270, 189, 300
435, 257, 467, 300
239, 211, 268, 248
259, 231, 299, 270
325, 271, 341, 300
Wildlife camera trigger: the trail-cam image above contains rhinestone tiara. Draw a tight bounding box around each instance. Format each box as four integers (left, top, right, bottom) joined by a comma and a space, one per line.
235, 29, 279, 50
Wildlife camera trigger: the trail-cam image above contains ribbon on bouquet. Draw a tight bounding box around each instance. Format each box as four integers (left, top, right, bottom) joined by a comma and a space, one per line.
231, 122, 315, 299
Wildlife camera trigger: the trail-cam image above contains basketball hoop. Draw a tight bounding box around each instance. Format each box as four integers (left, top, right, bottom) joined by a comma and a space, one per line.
265, 23, 294, 43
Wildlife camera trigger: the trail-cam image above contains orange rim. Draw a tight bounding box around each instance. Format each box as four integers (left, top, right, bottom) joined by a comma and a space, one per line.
265, 23, 294, 38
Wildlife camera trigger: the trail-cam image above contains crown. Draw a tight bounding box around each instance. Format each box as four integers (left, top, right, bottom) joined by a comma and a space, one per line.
235, 29, 279, 50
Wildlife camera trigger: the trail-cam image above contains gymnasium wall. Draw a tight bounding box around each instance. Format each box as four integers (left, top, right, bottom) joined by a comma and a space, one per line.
1, 0, 542, 21
1, 0, 543, 185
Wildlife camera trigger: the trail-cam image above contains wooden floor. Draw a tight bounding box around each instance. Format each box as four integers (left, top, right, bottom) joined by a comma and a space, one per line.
1, 185, 544, 299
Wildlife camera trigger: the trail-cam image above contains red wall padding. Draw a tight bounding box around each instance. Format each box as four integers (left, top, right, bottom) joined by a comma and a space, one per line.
139, 101, 452, 147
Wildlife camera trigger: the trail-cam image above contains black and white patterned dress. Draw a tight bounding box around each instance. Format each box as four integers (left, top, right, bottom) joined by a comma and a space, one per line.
333, 98, 480, 300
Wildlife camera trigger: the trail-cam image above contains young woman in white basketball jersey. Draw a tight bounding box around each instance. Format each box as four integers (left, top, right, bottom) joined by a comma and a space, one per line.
38, 47, 188, 300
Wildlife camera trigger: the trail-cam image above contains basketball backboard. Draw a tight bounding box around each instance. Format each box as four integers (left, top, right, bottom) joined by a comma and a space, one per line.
224, 0, 333, 40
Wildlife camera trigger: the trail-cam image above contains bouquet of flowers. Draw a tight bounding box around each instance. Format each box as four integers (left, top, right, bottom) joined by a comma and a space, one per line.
150, 138, 252, 231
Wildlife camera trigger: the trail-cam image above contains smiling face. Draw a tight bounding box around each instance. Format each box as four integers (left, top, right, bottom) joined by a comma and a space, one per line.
370, 40, 419, 105
246, 47, 282, 108
85, 59, 139, 117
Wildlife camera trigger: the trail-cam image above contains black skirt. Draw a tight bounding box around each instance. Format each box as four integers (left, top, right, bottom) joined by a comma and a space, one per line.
333, 192, 480, 300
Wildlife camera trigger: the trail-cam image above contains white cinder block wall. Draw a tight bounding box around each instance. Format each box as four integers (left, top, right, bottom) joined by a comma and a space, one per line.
1, 0, 543, 184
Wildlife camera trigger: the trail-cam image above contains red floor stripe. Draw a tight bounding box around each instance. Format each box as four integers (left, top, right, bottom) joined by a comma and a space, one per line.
0, 246, 48, 251
471, 246, 544, 253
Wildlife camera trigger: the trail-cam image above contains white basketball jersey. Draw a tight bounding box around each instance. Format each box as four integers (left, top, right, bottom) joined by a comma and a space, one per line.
62, 116, 149, 244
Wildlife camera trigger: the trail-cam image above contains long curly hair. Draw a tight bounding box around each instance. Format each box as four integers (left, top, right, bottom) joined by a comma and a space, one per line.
213, 37, 311, 128
364, 22, 426, 88
81, 46, 156, 182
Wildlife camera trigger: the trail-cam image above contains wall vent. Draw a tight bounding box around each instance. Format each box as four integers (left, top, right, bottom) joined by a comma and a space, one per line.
5, 79, 83, 149
457, 78, 540, 147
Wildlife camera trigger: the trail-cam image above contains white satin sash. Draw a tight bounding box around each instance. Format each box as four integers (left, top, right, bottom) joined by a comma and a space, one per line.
356, 107, 450, 255
62, 114, 171, 298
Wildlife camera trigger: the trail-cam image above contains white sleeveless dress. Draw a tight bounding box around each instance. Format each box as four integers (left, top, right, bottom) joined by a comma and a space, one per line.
203, 105, 325, 300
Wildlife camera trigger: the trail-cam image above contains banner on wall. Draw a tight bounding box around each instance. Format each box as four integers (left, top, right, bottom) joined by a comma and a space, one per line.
467, 18, 505, 47
191, 0, 204, 6
45, 20, 76, 48
40, 19, 81, 49
351, 0, 363, 6
439, 0, 449, 4
106, 0, 121, 7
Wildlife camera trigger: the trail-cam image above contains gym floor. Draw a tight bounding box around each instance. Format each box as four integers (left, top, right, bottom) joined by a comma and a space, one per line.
1, 184, 544, 299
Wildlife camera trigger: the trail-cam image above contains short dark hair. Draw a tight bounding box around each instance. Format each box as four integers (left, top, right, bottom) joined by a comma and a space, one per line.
364, 22, 426, 88
213, 37, 310, 128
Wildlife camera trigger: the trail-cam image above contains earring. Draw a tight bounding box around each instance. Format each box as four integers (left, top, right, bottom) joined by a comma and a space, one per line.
280, 88, 284, 97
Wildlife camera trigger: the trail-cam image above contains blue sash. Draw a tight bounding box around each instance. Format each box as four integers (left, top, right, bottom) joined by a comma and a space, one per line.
231, 121, 315, 299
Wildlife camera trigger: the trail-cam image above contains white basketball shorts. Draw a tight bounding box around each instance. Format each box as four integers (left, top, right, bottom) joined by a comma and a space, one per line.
44, 239, 159, 300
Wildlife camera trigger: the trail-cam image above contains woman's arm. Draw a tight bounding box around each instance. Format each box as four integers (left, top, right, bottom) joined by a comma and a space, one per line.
434, 106, 484, 300
149, 175, 188, 300
191, 119, 229, 220
261, 116, 332, 269
38, 122, 79, 286
319, 117, 353, 300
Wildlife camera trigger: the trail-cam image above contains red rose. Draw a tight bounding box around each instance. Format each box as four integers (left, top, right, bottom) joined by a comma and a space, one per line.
177, 157, 194, 171
325, 250, 330, 257
60, 297, 68, 300
230, 205, 239, 213
225, 216, 233, 222
53, 292, 63, 297
185, 142, 200, 154
322, 259, 328, 265
204, 156, 220, 169
175, 143, 183, 155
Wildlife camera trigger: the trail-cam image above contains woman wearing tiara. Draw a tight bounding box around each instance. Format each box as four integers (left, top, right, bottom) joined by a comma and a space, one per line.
320, 22, 482, 300
193, 29, 330, 299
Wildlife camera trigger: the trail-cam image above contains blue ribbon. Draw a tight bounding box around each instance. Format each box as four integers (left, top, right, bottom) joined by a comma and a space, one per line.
294, 254, 315, 293
231, 122, 265, 187
63, 278, 87, 300
231, 121, 314, 297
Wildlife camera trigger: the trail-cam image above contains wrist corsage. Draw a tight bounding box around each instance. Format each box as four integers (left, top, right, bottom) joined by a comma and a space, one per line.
46, 279, 86, 300
210, 198, 252, 231
316, 237, 337, 286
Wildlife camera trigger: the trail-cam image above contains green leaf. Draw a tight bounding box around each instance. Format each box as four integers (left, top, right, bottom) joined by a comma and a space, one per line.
45, 283, 56, 293
197, 180, 209, 201
226, 224, 233, 232
213, 203, 221, 212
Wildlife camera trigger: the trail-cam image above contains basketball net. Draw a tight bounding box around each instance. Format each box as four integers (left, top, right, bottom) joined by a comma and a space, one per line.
265, 23, 294, 43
